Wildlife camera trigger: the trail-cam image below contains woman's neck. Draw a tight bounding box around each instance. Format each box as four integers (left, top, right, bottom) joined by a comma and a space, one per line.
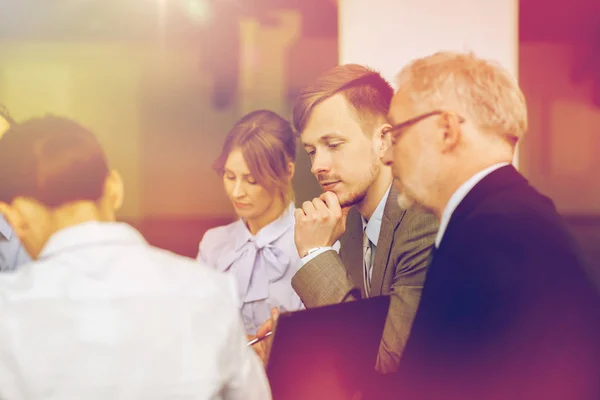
246, 197, 288, 235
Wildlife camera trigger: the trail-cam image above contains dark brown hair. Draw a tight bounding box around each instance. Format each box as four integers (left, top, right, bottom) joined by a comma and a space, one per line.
0, 116, 109, 207
213, 110, 296, 204
293, 64, 394, 135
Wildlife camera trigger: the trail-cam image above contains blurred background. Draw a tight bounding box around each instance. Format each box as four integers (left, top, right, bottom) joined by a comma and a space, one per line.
0, 0, 598, 275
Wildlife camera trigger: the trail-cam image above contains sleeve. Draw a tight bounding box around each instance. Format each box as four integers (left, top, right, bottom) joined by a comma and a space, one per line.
292, 249, 361, 307
298, 241, 341, 265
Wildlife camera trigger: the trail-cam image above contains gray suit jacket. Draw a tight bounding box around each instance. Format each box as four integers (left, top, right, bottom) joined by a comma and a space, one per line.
292, 187, 438, 373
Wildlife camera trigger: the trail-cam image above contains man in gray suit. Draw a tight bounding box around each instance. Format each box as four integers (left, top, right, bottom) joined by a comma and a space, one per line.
256, 64, 438, 374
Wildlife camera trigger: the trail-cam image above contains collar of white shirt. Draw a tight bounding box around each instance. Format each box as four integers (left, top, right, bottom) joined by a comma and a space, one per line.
38, 221, 145, 259
361, 185, 392, 247
435, 162, 510, 248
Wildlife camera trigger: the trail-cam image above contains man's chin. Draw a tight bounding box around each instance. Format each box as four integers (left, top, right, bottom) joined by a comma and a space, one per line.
396, 192, 431, 214
396, 193, 416, 211
337, 191, 366, 209
322, 188, 347, 206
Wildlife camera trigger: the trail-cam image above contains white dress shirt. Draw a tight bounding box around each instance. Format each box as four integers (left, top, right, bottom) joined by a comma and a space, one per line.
0, 221, 271, 400
435, 163, 510, 248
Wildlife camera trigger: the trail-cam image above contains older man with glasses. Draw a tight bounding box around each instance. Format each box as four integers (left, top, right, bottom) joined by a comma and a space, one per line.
375, 51, 600, 400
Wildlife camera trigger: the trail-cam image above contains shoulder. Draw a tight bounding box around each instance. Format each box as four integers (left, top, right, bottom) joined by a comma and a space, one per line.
397, 208, 438, 236
198, 220, 242, 254
442, 190, 582, 277
391, 207, 438, 252
143, 245, 240, 305
464, 183, 568, 246
274, 223, 301, 263
201, 220, 241, 242
457, 167, 563, 238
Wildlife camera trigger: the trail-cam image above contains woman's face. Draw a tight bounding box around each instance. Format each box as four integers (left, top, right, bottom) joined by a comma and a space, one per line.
222, 148, 279, 221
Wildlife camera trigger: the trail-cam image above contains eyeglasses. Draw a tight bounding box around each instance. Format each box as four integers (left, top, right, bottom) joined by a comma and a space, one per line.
383, 110, 465, 142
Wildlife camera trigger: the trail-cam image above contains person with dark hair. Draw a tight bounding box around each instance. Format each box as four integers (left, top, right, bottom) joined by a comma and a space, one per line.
197, 110, 302, 336
255, 65, 438, 374
0, 104, 30, 271
0, 116, 270, 399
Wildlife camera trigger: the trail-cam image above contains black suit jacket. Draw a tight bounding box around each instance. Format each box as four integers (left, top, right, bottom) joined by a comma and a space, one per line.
376, 166, 600, 400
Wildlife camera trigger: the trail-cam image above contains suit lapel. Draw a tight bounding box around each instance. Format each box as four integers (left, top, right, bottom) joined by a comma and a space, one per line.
371, 186, 405, 296
339, 207, 366, 297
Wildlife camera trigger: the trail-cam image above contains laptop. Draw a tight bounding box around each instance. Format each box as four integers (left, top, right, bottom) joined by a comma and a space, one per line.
266, 295, 390, 400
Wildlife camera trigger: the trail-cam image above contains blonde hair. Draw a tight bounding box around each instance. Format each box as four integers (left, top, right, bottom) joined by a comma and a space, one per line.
395, 51, 528, 145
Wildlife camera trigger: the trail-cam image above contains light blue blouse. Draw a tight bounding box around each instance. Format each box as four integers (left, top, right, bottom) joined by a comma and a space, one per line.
0, 216, 30, 272
197, 203, 303, 334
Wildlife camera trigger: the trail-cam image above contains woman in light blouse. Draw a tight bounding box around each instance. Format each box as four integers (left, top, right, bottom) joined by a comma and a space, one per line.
197, 110, 302, 335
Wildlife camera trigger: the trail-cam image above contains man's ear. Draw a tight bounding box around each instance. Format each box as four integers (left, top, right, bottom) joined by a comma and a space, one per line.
0, 201, 27, 239
104, 170, 124, 212
374, 123, 392, 158
439, 112, 462, 153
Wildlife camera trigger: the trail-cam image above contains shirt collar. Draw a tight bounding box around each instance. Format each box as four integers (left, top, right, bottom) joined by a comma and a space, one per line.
361, 185, 392, 246
435, 162, 510, 248
233, 202, 295, 251
0, 216, 13, 240
38, 221, 147, 259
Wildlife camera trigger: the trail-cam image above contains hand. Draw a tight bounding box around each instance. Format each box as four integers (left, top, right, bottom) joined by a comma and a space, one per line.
294, 191, 350, 258
250, 307, 280, 366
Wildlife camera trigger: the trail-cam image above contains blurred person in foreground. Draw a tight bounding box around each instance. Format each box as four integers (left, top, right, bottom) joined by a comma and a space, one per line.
377, 51, 600, 400
0, 116, 271, 399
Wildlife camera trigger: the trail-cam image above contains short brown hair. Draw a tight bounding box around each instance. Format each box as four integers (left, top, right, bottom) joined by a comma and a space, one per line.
293, 64, 393, 135
213, 110, 296, 204
0, 116, 109, 207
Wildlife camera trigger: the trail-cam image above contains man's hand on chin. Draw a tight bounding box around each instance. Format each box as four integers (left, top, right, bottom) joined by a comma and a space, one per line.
294, 191, 350, 258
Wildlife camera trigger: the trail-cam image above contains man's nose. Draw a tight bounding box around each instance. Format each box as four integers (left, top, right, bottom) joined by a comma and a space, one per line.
310, 150, 331, 176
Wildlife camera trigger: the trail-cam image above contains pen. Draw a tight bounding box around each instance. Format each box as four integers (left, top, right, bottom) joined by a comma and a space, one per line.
247, 331, 272, 346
